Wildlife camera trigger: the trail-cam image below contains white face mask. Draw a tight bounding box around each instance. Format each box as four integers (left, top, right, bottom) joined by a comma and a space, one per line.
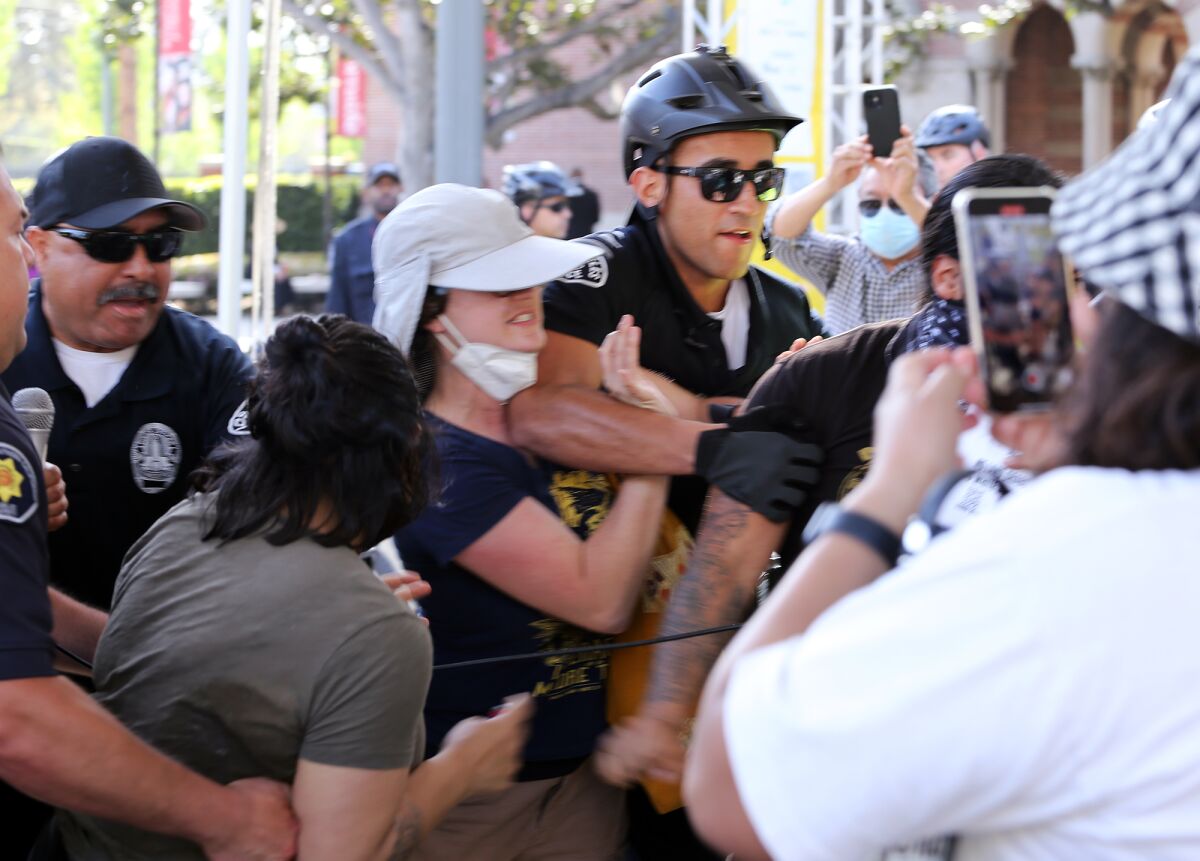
434, 313, 538, 403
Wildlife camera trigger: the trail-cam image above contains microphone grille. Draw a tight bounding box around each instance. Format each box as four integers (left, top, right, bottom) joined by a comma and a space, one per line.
12, 388, 55, 430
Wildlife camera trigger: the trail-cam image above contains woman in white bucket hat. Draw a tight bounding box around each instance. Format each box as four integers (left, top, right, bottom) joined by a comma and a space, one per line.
375, 184, 670, 860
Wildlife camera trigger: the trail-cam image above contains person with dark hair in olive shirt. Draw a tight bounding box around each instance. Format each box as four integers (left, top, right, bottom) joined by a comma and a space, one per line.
0, 159, 296, 861
596, 153, 1064, 794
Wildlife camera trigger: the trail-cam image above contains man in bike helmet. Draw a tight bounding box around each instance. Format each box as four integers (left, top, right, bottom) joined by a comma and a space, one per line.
507, 45, 827, 860
511, 46, 824, 532
915, 104, 992, 188
502, 160, 581, 239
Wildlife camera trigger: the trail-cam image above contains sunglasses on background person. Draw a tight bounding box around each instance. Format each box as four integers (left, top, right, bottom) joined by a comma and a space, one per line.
538, 201, 571, 214
654, 165, 786, 203
49, 227, 185, 264
857, 199, 907, 218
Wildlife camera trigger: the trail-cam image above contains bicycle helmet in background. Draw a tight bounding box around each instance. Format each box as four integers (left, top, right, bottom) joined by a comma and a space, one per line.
501, 161, 581, 206
915, 105, 991, 149
620, 44, 804, 178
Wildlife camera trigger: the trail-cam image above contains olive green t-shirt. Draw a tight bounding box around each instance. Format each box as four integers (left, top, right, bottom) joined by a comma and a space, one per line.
58, 493, 431, 860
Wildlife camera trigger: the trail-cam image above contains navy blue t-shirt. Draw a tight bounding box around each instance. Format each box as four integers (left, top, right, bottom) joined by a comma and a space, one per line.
0, 384, 54, 681
396, 414, 614, 777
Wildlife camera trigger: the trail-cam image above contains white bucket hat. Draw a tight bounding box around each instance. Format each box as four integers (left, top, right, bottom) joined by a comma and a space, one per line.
371, 183, 603, 354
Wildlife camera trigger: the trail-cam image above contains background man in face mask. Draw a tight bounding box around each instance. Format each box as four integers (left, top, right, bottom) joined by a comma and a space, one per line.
768, 127, 937, 335
325, 162, 403, 324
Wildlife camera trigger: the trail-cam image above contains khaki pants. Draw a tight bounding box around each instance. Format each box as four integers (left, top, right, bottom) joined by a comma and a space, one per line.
413, 759, 626, 861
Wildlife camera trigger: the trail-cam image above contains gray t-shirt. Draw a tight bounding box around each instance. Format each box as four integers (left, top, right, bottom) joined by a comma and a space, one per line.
58, 492, 431, 860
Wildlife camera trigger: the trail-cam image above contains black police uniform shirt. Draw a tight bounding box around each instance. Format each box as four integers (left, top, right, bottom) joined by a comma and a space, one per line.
325, 216, 379, 325
0, 381, 55, 682
2, 283, 253, 609
542, 211, 826, 532
744, 318, 905, 569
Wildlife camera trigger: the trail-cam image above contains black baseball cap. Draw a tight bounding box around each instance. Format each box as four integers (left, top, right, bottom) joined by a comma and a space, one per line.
28, 136, 206, 231
366, 162, 401, 186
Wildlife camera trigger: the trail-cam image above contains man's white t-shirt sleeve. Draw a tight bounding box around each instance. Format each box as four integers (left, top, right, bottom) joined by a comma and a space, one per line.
722, 553, 1050, 861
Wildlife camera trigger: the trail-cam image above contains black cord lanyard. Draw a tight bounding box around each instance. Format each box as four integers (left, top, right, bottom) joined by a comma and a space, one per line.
55, 623, 744, 675
432, 623, 742, 671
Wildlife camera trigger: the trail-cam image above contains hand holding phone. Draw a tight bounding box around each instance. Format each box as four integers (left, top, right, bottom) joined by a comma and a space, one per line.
952, 187, 1076, 413
863, 86, 902, 158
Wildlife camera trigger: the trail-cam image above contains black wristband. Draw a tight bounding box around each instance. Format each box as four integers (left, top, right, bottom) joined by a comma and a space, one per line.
805, 503, 902, 566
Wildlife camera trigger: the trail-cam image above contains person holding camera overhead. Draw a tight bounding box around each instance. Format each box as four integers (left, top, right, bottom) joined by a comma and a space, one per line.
768, 124, 937, 335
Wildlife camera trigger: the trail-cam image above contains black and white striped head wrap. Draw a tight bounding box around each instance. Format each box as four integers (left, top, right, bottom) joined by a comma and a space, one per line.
1052, 49, 1200, 344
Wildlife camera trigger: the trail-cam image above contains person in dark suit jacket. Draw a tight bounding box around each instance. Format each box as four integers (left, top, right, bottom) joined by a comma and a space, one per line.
324, 163, 402, 324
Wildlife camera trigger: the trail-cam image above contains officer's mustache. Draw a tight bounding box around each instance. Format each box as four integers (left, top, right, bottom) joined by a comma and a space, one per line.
99, 282, 160, 305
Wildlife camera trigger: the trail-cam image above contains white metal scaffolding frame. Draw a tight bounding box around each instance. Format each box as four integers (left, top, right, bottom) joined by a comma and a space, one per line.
825, 0, 887, 234
680, 0, 889, 235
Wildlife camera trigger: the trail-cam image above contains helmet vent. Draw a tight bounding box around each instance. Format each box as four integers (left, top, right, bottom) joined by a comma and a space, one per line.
666, 94, 704, 110
638, 68, 664, 88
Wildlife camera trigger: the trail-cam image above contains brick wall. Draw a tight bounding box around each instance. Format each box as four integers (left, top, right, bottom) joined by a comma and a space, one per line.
1005, 5, 1083, 176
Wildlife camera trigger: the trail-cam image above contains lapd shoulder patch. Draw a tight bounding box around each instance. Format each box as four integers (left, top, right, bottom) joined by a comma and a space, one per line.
227, 399, 250, 436
0, 443, 38, 524
557, 254, 609, 288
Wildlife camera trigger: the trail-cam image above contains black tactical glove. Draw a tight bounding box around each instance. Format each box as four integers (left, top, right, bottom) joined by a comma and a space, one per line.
707, 402, 738, 424
695, 405, 824, 522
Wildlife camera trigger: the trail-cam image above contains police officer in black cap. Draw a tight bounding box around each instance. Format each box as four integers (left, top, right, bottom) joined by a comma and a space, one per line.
507, 45, 825, 859
3, 136, 253, 616
0, 156, 295, 861
325, 161, 403, 323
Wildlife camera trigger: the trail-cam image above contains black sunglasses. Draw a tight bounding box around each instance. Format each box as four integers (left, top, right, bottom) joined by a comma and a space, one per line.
857, 199, 906, 218
50, 227, 185, 263
538, 201, 570, 214
654, 165, 785, 203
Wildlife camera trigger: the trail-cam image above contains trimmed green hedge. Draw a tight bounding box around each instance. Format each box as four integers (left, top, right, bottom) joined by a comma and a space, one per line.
163, 174, 363, 255
13, 173, 364, 255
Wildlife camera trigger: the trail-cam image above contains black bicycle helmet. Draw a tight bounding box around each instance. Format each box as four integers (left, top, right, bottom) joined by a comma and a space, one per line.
501, 161, 581, 206
620, 44, 804, 178
915, 104, 991, 149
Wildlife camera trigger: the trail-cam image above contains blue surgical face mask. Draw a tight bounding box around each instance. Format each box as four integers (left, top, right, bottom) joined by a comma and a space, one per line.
859, 205, 920, 261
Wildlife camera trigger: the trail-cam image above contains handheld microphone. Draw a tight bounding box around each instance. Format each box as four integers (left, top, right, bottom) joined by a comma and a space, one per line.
12, 387, 54, 463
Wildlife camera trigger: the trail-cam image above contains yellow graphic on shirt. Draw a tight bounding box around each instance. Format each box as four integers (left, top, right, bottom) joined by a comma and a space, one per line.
838, 447, 873, 499
529, 618, 610, 701
639, 511, 694, 612
0, 458, 25, 503
529, 470, 617, 701
548, 469, 614, 534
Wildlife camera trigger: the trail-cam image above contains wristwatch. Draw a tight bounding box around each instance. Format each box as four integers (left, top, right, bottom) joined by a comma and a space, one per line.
802, 502, 903, 567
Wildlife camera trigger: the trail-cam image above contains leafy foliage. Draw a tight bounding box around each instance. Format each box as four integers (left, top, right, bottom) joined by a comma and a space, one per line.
166, 173, 363, 255
883, 0, 1114, 81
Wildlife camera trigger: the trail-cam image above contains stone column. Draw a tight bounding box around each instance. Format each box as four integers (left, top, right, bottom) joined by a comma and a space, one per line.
965, 36, 1011, 153
1129, 66, 1166, 127
1071, 12, 1119, 169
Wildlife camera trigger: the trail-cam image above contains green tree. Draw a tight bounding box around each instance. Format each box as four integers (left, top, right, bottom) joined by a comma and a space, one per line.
281, 0, 680, 189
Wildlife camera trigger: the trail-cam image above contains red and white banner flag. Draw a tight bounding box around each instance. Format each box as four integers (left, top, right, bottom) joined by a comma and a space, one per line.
159, 0, 191, 55
158, 0, 192, 133
337, 59, 367, 138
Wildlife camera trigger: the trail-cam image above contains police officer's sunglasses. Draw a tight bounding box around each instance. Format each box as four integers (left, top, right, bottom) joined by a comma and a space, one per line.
49, 227, 185, 263
537, 201, 571, 213
857, 199, 906, 218
654, 165, 786, 203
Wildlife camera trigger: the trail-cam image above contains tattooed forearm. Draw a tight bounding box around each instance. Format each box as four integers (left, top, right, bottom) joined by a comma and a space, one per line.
644, 489, 785, 715
388, 799, 423, 860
